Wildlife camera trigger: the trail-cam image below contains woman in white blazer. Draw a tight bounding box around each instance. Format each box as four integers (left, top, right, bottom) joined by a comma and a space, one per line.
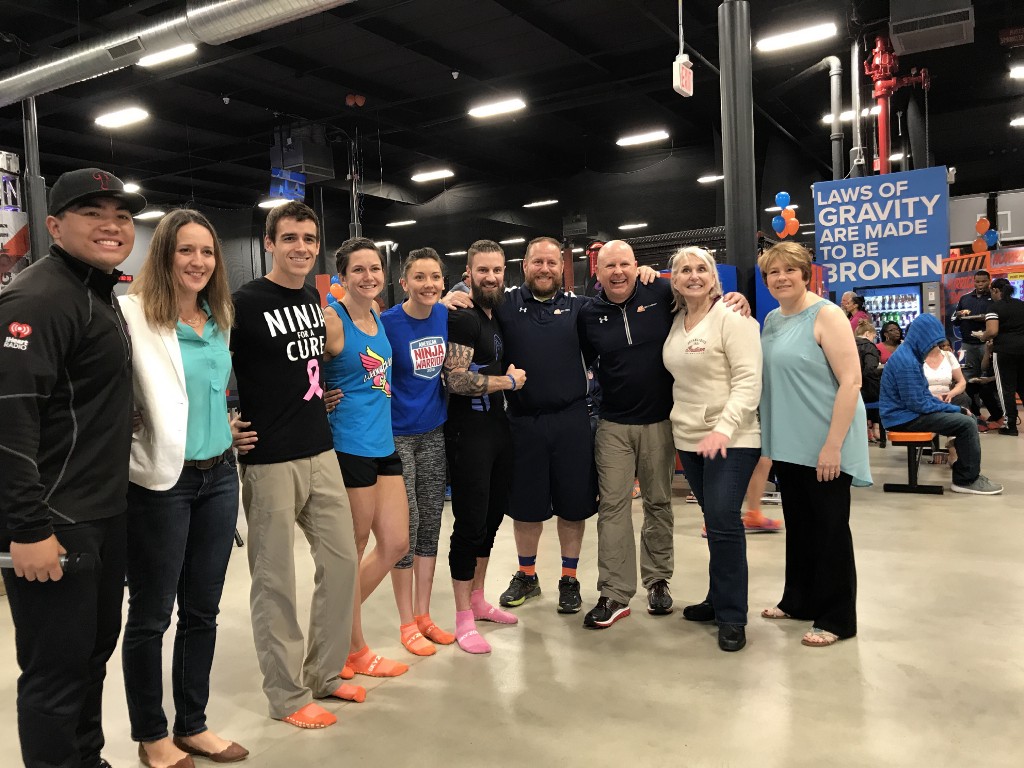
662, 246, 762, 654
119, 210, 247, 767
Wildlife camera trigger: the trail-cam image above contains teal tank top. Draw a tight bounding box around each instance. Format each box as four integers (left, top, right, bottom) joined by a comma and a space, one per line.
761, 301, 872, 487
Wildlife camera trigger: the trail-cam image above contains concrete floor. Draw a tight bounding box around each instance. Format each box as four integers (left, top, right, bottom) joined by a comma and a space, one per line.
2, 434, 1022, 768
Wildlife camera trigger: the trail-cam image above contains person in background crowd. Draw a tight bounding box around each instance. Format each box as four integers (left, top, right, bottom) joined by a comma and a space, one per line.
855, 319, 883, 442
324, 238, 411, 676
380, 248, 457, 653
447, 271, 471, 295
0, 167, 143, 768
662, 246, 762, 653
923, 338, 971, 412
876, 321, 902, 364
984, 277, 1024, 436
231, 202, 361, 730
841, 291, 870, 333
442, 240, 527, 654
965, 339, 1004, 431
119, 210, 248, 767
759, 242, 870, 648
741, 458, 782, 532
951, 269, 994, 378
880, 313, 1003, 496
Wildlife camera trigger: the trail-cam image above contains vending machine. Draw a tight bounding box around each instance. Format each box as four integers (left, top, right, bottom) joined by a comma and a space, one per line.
858, 284, 922, 337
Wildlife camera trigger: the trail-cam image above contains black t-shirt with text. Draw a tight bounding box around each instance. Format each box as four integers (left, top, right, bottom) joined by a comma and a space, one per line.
231, 278, 333, 464
447, 305, 506, 423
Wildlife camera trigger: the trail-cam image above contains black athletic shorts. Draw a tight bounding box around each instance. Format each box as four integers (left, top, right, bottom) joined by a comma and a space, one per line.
336, 450, 403, 488
508, 402, 598, 523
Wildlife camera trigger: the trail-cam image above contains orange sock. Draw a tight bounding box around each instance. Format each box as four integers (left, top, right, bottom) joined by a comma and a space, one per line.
561, 567, 577, 578
400, 622, 436, 656
328, 682, 366, 703
416, 613, 456, 645
347, 645, 409, 677
519, 564, 536, 577
282, 702, 337, 729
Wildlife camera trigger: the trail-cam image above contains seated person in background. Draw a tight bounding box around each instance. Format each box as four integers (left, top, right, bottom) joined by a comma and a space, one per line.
966, 339, 1004, 431
876, 321, 902, 363
923, 338, 972, 413
854, 320, 882, 441
879, 314, 1002, 496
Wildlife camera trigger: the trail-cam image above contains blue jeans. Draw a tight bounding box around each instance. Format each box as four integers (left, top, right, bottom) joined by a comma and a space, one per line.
677, 447, 760, 626
886, 409, 980, 487
122, 462, 239, 741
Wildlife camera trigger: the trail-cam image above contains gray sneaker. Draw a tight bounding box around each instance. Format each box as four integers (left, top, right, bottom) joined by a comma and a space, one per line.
951, 475, 1003, 495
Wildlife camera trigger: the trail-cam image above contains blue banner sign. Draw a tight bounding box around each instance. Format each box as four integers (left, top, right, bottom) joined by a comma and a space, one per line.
813, 166, 949, 290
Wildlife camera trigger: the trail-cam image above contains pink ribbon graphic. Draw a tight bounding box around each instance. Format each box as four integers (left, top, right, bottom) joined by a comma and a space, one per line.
304, 359, 324, 401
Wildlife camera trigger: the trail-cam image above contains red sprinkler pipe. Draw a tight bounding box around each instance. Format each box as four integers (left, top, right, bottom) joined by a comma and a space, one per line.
863, 36, 929, 175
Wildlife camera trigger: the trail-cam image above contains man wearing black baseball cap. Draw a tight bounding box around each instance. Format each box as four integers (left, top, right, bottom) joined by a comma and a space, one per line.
0, 166, 144, 768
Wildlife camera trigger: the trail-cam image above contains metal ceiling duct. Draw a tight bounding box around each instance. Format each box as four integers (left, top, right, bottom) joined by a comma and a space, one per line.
0, 0, 355, 109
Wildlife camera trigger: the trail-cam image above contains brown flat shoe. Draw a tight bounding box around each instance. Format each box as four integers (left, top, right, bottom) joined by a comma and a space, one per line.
172, 737, 249, 763
138, 743, 195, 768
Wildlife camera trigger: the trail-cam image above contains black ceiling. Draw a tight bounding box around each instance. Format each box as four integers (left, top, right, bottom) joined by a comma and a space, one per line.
1, 0, 1022, 249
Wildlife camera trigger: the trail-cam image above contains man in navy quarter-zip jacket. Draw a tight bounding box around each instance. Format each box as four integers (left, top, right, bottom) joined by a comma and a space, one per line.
577, 240, 750, 630
0, 168, 145, 768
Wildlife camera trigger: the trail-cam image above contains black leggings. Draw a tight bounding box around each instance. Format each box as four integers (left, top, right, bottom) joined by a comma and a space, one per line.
993, 351, 1024, 428
445, 415, 512, 582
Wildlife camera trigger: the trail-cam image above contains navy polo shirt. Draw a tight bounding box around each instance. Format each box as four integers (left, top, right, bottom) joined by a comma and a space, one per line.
495, 286, 591, 417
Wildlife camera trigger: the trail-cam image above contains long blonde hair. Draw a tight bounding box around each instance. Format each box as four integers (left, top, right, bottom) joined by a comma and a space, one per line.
130, 209, 234, 330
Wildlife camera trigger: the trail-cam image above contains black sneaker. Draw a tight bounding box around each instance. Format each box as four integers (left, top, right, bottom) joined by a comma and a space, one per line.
998, 427, 1019, 436
647, 579, 673, 615
583, 596, 630, 629
681, 600, 716, 622
499, 571, 541, 607
718, 624, 746, 652
557, 576, 582, 614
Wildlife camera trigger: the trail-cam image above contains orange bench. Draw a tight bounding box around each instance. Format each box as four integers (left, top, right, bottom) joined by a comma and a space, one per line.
883, 431, 944, 494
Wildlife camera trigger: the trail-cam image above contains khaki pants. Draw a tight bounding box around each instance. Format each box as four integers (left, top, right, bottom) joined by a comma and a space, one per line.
594, 420, 675, 604
240, 451, 358, 719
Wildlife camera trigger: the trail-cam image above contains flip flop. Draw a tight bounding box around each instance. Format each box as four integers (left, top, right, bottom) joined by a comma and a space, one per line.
801, 627, 840, 647
760, 606, 792, 619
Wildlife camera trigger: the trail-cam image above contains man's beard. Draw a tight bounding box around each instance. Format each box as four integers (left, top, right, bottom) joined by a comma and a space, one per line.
525, 274, 558, 300
472, 281, 505, 310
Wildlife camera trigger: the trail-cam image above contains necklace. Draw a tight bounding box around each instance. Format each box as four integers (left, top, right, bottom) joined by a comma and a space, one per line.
180, 309, 205, 327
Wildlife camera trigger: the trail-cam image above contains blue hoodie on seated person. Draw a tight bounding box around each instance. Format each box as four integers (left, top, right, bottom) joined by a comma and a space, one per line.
880, 313, 1002, 495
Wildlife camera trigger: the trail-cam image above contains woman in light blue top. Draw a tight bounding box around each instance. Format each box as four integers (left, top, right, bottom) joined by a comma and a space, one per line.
119, 210, 248, 766
757, 242, 870, 649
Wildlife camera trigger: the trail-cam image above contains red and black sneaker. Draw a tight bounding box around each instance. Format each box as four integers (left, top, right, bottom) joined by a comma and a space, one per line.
583, 596, 630, 629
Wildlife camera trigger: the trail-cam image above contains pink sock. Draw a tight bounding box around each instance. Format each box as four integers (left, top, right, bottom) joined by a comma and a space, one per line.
455, 610, 491, 654
471, 589, 518, 624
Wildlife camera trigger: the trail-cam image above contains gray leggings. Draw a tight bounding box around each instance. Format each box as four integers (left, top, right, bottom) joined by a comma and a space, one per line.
393, 426, 447, 569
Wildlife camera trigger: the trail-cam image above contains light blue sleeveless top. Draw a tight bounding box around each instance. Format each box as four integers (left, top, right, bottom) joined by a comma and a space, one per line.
323, 304, 395, 458
761, 301, 872, 487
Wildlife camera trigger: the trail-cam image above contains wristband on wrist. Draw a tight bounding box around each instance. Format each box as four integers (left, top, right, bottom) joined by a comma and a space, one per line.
507, 374, 517, 391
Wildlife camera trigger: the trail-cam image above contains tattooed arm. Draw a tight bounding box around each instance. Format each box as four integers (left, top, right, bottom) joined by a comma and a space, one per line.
443, 342, 526, 395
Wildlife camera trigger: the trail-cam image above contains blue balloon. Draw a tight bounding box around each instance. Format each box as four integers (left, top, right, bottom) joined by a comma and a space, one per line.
330, 274, 341, 284
775, 191, 791, 209
772, 215, 786, 233
984, 229, 999, 248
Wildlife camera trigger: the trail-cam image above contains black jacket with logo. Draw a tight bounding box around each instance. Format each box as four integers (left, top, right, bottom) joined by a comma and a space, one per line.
0, 246, 132, 543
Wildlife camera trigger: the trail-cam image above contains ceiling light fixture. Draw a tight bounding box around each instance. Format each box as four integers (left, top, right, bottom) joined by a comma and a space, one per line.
697, 174, 725, 183
411, 169, 454, 183
137, 43, 197, 68
258, 198, 290, 209
756, 22, 838, 52
1011, 117, 1024, 127
95, 107, 149, 128
499, 237, 526, 245
571, 247, 584, 253
134, 210, 165, 220
122, 182, 141, 193
386, 220, 416, 227
445, 250, 468, 256
523, 199, 558, 208
889, 152, 905, 162
468, 98, 526, 118
765, 204, 799, 212
616, 130, 669, 146
508, 258, 524, 263
374, 240, 394, 247
618, 223, 647, 230
1010, 66, 1024, 79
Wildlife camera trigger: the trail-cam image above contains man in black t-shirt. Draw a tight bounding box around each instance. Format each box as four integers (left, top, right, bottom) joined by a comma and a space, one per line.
443, 240, 526, 654
231, 202, 359, 728
984, 278, 1024, 436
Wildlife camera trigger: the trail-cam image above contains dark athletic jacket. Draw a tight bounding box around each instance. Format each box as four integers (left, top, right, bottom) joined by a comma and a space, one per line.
0, 246, 133, 543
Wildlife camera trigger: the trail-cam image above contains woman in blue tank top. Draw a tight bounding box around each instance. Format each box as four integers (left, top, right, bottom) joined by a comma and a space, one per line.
757, 242, 870, 649
323, 238, 409, 679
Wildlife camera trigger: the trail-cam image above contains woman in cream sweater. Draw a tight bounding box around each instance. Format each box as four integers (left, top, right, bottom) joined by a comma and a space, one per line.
662, 246, 762, 653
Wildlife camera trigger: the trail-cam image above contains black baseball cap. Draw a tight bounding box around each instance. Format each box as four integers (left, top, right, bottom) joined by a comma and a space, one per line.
48, 167, 147, 216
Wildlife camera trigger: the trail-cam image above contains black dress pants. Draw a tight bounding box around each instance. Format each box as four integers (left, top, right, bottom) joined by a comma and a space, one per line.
773, 462, 857, 639
2, 515, 127, 768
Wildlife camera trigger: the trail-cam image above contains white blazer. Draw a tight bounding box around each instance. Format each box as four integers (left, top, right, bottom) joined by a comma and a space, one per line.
119, 294, 231, 491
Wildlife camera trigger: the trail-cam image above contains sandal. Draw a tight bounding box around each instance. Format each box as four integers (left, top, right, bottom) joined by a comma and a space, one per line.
760, 606, 792, 619
801, 627, 840, 647
929, 451, 948, 465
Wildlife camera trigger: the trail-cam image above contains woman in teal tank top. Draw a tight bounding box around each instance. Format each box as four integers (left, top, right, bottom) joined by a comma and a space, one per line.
758, 242, 870, 648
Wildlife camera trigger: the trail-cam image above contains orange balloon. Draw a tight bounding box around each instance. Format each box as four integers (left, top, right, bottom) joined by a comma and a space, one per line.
975, 218, 990, 235
777, 228, 788, 239
786, 218, 800, 235
330, 284, 345, 299
781, 207, 796, 221
972, 237, 987, 254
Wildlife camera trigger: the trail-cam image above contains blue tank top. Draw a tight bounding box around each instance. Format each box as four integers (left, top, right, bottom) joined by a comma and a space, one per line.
380, 303, 448, 436
761, 301, 872, 487
324, 304, 395, 457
